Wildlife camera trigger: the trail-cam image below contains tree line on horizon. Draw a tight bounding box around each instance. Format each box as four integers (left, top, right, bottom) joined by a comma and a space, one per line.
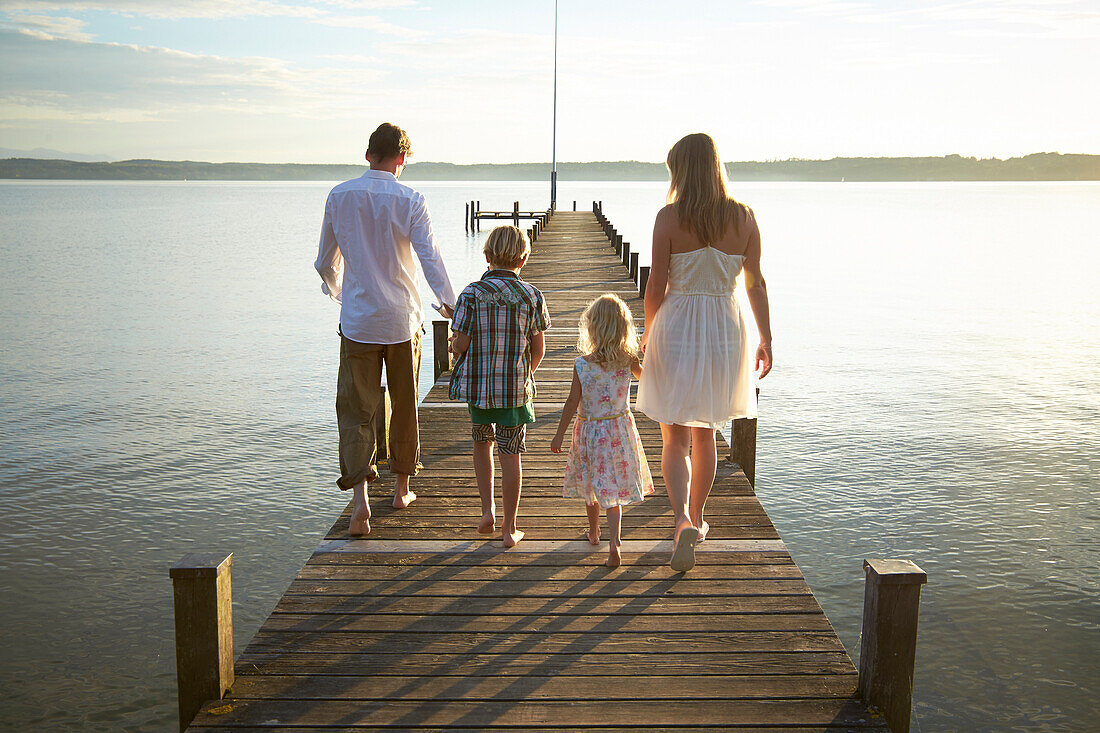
0, 153, 1096, 181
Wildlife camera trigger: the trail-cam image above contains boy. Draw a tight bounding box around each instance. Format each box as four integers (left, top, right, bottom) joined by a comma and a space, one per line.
449, 226, 550, 547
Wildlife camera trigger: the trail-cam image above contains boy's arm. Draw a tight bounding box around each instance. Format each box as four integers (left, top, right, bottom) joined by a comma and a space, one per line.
550, 366, 581, 453
530, 331, 546, 371
450, 330, 471, 356
449, 291, 473, 356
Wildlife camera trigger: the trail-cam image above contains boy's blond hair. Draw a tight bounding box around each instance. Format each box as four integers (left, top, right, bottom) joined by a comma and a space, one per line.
484, 225, 530, 269
578, 294, 641, 367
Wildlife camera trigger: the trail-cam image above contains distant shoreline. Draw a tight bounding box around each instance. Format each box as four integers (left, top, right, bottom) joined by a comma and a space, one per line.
1, 153, 1097, 181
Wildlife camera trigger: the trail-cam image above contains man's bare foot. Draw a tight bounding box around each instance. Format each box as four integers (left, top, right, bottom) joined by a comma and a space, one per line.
606, 544, 622, 568
502, 528, 525, 548
349, 505, 372, 536
587, 526, 601, 545
477, 512, 496, 535
392, 489, 416, 509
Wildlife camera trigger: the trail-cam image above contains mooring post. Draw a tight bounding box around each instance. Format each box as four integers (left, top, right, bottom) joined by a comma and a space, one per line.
858, 559, 927, 733
465, 202, 469, 233
730, 415, 757, 487
513, 201, 520, 227
630, 251, 639, 281
573, 200, 577, 211
622, 241, 631, 268
615, 234, 623, 256
476, 200, 481, 231
373, 385, 391, 461
433, 320, 451, 381
639, 265, 651, 298
170, 553, 233, 732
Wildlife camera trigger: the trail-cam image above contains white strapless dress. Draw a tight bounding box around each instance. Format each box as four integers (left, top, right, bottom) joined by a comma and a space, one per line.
636, 247, 757, 429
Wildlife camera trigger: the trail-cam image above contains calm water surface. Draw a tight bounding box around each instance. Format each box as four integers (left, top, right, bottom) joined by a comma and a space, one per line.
0, 180, 1097, 731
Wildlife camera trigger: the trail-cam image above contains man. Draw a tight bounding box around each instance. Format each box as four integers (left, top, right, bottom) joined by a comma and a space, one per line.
315, 122, 456, 535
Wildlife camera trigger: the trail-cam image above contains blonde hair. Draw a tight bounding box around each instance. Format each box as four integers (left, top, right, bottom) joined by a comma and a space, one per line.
666, 132, 749, 245
578, 294, 641, 367
484, 225, 530, 269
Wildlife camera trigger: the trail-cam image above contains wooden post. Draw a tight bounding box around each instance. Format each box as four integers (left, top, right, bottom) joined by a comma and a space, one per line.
615, 234, 623, 256
629, 251, 639, 280
170, 553, 233, 732
373, 386, 391, 461
858, 559, 927, 733
730, 416, 757, 487
573, 200, 577, 211
622, 241, 631, 268
465, 202, 469, 233
476, 200, 481, 231
513, 201, 520, 227
433, 320, 451, 381
638, 265, 651, 297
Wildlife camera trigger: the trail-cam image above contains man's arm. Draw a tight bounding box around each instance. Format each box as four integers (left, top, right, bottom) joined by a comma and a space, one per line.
314, 195, 343, 303
409, 193, 457, 315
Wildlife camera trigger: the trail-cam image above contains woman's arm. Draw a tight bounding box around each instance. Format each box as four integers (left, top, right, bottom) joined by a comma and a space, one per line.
530, 331, 546, 371
642, 206, 674, 349
742, 211, 773, 378
550, 366, 582, 453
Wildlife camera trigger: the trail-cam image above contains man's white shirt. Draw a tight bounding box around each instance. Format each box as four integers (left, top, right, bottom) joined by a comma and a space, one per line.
315, 169, 456, 344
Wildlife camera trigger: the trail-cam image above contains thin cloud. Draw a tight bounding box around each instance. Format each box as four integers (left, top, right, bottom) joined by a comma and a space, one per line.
1, 13, 92, 41
313, 14, 424, 37
0, 0, 321, 19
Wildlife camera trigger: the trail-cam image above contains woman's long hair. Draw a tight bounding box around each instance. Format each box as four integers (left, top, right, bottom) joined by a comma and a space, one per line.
578, 294, 640, 367
666, 132, 749, 245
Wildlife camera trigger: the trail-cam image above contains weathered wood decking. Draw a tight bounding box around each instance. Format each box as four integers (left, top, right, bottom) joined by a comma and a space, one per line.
189, 211, 886, 731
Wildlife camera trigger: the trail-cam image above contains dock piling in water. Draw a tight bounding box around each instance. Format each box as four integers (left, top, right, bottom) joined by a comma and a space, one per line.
859, 559, 928, 733
169, 553, 233, 732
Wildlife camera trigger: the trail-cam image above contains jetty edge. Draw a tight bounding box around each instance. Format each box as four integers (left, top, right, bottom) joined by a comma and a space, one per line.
172, 206, 925, 732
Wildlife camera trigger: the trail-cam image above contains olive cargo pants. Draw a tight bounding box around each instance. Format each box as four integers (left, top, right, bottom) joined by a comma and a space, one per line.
335, 329, 423, 489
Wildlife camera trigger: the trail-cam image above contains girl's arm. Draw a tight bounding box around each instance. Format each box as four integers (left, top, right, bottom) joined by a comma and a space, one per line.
629, 355, 643, 380
642, 206, 674, 350
530, 330, 546, 371
550, 366, 581, 453
742, 211, 773, 378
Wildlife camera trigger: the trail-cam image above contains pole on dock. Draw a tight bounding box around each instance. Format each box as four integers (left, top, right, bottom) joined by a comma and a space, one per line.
858, 559, 927, 733
374, 386, 391, 461
550, 0, 558, 209
629, 251, 639, 281
476, 201, 481, 231
621, 241, 631, 268
170, 553, 233, 732
465, 202, 469, 233
730, 415, 757, 487
615, 234, 623, 256
513, 201, 520, 227
433, 320, 451, 381
638, 265, 651, 298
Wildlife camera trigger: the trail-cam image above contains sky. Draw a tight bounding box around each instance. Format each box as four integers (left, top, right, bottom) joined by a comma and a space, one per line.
0, 0, 1098, 164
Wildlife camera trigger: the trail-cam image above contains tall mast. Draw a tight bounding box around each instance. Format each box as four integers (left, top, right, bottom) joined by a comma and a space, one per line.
551, 0, 558, 209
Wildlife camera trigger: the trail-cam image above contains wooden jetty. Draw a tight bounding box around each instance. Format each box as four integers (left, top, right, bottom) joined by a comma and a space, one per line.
178, 208, 924, 732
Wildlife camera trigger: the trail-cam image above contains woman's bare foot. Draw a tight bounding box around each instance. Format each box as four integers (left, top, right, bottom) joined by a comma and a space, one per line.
606, 544, 622, 568
670, 520, 699, 572
477, 512, 497, 535
348, 504, 372, 536
392, 489, 416, 509
502, 527, 525, 548
697, 519, 710, 543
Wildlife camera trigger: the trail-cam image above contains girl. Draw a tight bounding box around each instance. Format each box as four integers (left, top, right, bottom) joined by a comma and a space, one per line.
550, 294, 654, 568
636, 132, 773, 572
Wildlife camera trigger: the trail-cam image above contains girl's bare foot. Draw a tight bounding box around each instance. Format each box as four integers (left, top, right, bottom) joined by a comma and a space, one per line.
606, 544, 622, 568
502, 528, 525, 548
477, 512, 496, 535
587, 526, 601, 545
585, 502, 601, 545
349, 505, 372, 536
393, 489, 416, 509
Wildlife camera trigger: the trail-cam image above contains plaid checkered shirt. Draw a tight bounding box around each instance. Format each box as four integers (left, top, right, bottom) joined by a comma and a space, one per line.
449, 269, 551, 409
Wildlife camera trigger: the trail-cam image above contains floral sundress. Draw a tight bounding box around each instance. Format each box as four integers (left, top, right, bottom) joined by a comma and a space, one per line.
563, 356, 654, 508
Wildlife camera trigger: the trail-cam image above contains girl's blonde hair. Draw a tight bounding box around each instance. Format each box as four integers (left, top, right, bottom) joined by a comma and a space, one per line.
484, 225, 530, 269
578, 294, 640, 366
666, 132, 750, 245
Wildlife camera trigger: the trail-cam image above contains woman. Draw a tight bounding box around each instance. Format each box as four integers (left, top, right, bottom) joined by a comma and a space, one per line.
637, 132, 773, 572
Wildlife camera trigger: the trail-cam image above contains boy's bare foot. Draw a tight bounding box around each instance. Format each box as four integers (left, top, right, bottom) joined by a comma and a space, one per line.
392, 489, 416, 509
606, 545, 622, 568
502, 528, 525, 548
477, 512, 497, 535
587, 526, 601, 545
349, 505, 372, 536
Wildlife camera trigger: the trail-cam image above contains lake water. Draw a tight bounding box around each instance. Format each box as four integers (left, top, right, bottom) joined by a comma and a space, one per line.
0, 179, 1097, 731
